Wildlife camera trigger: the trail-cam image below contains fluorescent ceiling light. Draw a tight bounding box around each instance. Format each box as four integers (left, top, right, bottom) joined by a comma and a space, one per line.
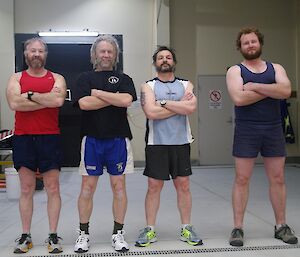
38, 31, 99, 37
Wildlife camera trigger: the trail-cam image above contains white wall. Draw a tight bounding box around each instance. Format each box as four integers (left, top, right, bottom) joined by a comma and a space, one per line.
156, 0, 170, 47
13, 0, 157, 162
0, 0, 14, 129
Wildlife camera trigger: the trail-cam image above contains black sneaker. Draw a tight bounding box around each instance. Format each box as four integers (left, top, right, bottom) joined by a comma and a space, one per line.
275, 224, 298, 244
229, 228, 244, 247
14, 233, 33, 253
46, 233, 63, 253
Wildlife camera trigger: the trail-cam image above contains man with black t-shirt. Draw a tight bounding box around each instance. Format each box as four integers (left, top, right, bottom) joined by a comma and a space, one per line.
73, 35, 137, 253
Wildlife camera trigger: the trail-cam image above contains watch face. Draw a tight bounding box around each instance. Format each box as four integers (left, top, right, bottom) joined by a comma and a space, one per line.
27, 91, 34, 100
160, 100, 166, 106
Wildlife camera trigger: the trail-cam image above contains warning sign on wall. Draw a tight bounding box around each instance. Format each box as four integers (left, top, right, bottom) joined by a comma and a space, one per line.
209, 90, 222, 109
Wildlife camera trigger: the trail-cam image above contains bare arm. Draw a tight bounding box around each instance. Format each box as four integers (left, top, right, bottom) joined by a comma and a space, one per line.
78, 95, 110, 111
226, 65, 266, 106
78, 89, 133, 111
141, 83, 175, 120
163, 81, 197, 115
6, 73, 44, 111
91, 89, 133, 107
30, 73, 67, 107
243, 63, 291, 99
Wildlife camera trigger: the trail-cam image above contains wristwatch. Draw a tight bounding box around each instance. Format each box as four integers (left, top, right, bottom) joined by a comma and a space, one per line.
160, 100, 167, 107
27, 91, 34, 101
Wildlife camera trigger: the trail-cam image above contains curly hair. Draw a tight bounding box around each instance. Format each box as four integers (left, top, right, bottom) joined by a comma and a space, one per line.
236, 27, 264, 50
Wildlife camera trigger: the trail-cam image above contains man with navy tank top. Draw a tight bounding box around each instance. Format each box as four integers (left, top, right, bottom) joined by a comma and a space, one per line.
226, 27, 298, 246
6, 37, 66, 254
135, 46, 202, 247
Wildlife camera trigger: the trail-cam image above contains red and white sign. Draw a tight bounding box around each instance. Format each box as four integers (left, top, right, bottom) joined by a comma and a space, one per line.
209, 90, 222, 109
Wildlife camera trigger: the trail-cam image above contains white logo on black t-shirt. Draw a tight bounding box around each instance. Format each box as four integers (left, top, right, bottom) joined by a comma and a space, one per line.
108, 76, 119, 84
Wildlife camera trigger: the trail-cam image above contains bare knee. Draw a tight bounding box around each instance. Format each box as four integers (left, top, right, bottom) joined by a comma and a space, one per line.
20, 182, 35, 197
44, 181, 60, 196
173, 176, 190, 192
269, 172, 285, 186
111, 180, 126, 199
148, 180, 163, 195
235, 174, 251, 187
80, 183, 96, 200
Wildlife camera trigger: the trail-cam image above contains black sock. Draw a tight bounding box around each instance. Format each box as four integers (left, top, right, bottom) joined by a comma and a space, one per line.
19, 233, 30, 243
49, 233, 58, 243
113, 221, 123, 235
80, 222, 89, 235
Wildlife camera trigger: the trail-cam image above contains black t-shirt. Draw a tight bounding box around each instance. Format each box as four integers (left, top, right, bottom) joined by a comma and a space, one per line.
73, 70, 137, 139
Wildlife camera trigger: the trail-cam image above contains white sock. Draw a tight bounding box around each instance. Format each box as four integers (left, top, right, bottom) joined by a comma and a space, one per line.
276, 224, 285, 230
182, 224, 191, 230
147, 225, 155, 231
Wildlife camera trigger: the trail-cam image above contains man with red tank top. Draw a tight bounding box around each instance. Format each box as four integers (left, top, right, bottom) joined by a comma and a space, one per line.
6, 37, 66, 254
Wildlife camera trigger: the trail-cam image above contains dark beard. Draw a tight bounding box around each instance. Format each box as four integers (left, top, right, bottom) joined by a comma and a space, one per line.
155, 63, 175, 73
241, 48, 262, 60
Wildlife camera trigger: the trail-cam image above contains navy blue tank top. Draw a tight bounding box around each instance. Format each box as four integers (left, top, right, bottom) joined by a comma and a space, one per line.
235, 62, 281, 125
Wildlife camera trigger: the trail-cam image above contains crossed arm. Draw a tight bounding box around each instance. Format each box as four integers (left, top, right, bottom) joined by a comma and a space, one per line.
226, 64, 291, 107
78, 89, 133, 111
6, 72, 67, 111
141, 81, 197, 120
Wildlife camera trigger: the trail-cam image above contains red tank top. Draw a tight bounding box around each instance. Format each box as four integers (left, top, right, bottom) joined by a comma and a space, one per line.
14, 71, 60, 135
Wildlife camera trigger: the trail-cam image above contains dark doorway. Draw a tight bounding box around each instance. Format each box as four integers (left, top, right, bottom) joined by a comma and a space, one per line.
46, 43, 93, 167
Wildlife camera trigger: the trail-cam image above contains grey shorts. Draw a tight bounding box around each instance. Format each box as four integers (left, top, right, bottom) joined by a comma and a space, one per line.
233, 123, 286, 158
144, 144, 192, 180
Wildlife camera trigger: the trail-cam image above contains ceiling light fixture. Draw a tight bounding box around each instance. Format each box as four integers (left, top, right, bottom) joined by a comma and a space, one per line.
38, 31, 99, 37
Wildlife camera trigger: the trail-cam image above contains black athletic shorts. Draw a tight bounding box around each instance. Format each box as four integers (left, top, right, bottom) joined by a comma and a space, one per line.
13, 134, 63, 173
144, 144, 192, 180
233, 123, 286, 158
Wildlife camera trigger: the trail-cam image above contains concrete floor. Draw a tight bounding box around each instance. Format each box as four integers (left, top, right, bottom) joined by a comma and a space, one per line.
0, 165, 299, 257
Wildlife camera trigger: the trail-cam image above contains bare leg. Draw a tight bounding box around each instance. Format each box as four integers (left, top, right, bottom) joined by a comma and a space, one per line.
110, 174, 127, 224
78, 176, 99, 223
232, 157, 256, 228
145, 178, 164, 225
173, 176, 191, 224
43, 169, 61, 233
18, 167, 36, 233
264, 157, 286, 225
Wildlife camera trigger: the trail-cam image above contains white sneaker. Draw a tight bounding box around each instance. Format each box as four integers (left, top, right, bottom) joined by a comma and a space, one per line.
74, 230, 90, 253
112, 230, 129, 252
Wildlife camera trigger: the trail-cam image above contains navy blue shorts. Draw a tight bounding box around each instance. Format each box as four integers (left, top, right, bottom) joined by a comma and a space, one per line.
144, 144, 192, 180
13, 135, 63, 173
233, 123, 286, 158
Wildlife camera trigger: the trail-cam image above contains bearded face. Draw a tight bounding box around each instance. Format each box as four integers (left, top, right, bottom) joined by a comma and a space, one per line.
155, 61, 176, 73
94, 41, 117, 71
240, 45, 262, 60
24, 40, 47, 69
154, 50, 176, 73
25, 53, 46, 69
94, 56, 115, 70
239, 32, 262, 61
